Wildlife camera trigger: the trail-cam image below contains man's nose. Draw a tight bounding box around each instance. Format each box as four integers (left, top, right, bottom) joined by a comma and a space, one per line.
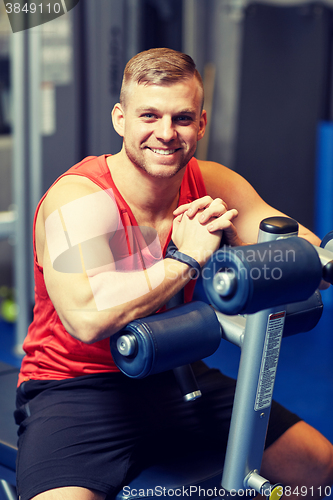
155, 117, 177, 142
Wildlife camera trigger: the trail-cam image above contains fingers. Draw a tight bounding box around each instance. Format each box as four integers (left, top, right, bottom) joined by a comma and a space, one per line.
198, 198, 228, 224
173, 196, 214, 217
171, 213, 184, 232
173, 196, 240, 247
173, 196, 228, 219
173, 203, 192, 216
173, 196, 237, 235
221, 219, 245, 247
206, 208, 238, 232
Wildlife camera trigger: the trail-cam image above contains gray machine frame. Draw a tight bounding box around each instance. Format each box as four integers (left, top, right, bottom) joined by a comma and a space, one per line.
214, 308, 284, 496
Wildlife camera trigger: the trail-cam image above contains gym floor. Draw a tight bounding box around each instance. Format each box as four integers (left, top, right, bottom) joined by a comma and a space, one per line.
0, 287, 332, 490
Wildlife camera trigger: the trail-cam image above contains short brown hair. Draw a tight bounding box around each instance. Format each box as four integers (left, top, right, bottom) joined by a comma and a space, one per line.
120, 47, 204, 109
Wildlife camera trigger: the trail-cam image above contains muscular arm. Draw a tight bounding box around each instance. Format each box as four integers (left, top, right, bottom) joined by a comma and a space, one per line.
195, 161, 329, 290
198, 160, 321, 246
43, 247, 191, 344
38, 176, 220, 344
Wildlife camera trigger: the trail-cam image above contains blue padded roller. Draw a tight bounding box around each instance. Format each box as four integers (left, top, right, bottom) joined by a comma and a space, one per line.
321, 230, 333, 250
283, 291, 323, 337
203, 237, 322, 315
110, 301, 221, 378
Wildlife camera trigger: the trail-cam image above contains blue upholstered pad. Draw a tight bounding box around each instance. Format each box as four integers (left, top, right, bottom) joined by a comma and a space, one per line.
0, 363, 19, 476
116, 450, 225, 500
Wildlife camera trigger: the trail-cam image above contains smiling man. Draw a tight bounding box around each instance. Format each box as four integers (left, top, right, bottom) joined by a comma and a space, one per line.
14, 48, 333, 500
114, 55, 205, 178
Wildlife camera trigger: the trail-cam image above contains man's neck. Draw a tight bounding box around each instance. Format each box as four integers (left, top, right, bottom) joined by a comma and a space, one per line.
106, 152, 185, 225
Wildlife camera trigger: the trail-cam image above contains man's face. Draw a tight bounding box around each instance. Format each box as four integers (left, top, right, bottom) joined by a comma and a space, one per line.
117, 77, 206, 179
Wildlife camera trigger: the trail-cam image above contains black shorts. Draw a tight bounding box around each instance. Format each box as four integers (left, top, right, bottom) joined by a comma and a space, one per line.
14, 361, 301, 500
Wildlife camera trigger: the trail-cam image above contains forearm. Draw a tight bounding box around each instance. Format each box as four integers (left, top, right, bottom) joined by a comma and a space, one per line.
57, 258, 194, 344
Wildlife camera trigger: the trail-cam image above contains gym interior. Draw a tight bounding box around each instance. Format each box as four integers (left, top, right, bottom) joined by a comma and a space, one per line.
0, 0, 333, 499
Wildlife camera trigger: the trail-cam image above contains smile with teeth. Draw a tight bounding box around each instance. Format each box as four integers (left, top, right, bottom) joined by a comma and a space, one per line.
149, 148, 178, 155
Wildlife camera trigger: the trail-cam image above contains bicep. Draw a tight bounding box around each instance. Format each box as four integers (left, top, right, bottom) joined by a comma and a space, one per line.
43, 227, 116, 336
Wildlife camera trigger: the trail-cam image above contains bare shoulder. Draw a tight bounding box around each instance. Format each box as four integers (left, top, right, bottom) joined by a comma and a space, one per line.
197, 160, 260, 210
41, 175, 103, 220
197, 160, 320, 245
35, 175, 108, 266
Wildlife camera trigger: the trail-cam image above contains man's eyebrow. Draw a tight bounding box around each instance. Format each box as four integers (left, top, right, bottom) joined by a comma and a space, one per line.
136, 107, 159, 114
135, 107, 197, 116
176, 109, 197, 116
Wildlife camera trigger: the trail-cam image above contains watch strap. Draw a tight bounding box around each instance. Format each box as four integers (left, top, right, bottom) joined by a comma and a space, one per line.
165, 240, 201, 277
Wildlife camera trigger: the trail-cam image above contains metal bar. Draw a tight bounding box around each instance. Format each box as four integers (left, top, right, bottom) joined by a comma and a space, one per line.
28, 27, 42, 232
215, 310, 245, 347
28, 26, 42, 304
182, 0, 197, 58
0, 479, 17, 500
125, 0, 142, 61
10, 31, 30, 353
221, 307, 286, 492
0, 212, 16, 240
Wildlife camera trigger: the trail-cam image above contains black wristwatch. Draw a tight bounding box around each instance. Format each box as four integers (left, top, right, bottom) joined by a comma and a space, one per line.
165, 240, 201, 277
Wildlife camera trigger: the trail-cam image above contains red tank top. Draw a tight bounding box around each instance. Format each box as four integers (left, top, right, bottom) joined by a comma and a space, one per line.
18, 155, 207, 385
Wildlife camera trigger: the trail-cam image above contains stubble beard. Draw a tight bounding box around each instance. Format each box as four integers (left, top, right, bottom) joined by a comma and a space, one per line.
123, 140, 195, 179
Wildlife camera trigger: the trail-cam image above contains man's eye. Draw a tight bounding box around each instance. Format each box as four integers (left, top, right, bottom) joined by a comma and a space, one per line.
142, 113, 156, 119
176, 116, 193, 122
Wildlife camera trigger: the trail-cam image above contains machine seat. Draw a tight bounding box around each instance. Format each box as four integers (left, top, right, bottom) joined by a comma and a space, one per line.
0, 363, 19, 490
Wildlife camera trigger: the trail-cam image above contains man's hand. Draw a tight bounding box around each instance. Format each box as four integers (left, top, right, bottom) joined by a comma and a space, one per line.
171, 208, 221, 267
173, 196, 244, 248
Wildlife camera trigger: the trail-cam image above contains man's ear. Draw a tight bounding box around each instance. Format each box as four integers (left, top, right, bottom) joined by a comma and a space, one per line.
111, 103, 125, 137
197, 109, 207, 141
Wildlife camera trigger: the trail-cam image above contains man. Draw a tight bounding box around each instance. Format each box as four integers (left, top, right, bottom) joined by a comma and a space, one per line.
15, 48, 333, 500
